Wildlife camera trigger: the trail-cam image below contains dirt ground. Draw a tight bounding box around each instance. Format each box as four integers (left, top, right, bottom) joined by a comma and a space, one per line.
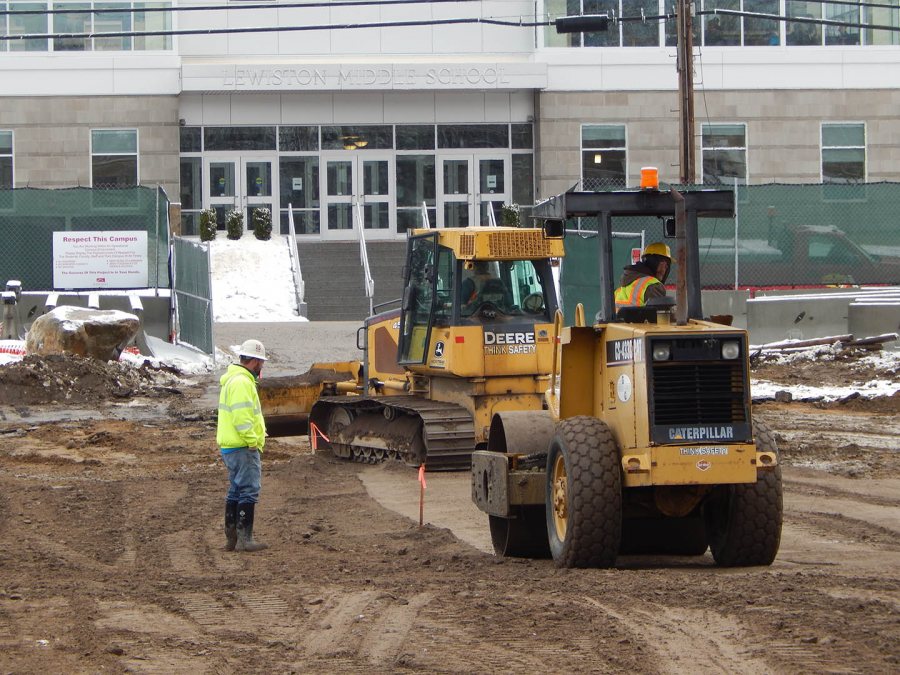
0, 349, 898, 674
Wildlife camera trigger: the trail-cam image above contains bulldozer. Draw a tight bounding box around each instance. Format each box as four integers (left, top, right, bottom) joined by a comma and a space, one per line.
470, 181, 783, 568
260, 225, 566, 470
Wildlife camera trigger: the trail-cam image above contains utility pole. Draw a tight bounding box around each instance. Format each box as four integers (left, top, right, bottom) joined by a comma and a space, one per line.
676, 0, 696, 185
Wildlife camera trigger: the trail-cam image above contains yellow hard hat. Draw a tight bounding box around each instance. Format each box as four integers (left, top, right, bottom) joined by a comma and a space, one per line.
643, 242, 671, 258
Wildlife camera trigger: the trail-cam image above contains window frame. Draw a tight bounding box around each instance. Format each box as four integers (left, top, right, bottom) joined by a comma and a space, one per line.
0, 1, 173, 52
820, 121, 866, 184
580, 123, 628, 189
701, 122, 748, 187
90, 127, 139, 188
0, 129, 13, 189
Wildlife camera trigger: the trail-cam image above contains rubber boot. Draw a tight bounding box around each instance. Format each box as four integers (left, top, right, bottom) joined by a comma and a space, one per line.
236, 502, 268, 552
224, 500, 239, 551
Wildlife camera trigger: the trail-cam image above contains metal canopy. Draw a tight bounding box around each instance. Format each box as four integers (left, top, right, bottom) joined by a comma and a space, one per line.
532, 188, 735, 221
533, 188, 736, 324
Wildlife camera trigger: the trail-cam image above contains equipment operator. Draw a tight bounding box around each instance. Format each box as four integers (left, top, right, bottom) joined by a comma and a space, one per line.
614, 242, 672, 310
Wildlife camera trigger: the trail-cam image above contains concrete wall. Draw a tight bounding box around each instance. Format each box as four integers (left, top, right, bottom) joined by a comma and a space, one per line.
703, 288, 900, 349
537, 89, 900, 199
1, 96, 180, 198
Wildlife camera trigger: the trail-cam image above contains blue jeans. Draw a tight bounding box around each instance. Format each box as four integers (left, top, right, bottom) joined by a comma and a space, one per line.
221, 447, 262, 504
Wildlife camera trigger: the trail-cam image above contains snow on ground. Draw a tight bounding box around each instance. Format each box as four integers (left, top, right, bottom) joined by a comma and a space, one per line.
209, 235, 308, 323
751, 377, 897, 401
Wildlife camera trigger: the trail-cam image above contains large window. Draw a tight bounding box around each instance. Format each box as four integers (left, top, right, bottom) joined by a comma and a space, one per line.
0, 131, 12, 188
178, 123, 533, 236
91, 129, 138, 187
581, 124, 627, 188
702, 123, 747, 185
548, 0, 896, 47
821, 123, 865, 183
0, 1, 172, 52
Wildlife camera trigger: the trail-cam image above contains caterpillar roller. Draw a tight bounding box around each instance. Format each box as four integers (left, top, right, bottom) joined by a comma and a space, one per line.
290, 225, 567, 470
471, 178, 784, 567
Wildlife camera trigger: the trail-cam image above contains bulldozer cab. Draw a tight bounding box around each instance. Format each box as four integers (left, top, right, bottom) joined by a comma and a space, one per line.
397, 229, 562, 366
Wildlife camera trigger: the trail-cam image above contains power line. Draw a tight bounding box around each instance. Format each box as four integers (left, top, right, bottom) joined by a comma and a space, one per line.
2, 7, 897, 41
0, 16, 547, 41
0, 0, 481, 16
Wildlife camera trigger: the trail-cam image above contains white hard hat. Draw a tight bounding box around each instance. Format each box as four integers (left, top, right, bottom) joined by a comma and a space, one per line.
237, 339, 267, 361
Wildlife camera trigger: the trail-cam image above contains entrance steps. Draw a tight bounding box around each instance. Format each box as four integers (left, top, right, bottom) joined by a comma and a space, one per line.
295, 241, 407, 321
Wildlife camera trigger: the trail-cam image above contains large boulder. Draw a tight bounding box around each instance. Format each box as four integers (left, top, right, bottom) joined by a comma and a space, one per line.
26, 306, 140, 361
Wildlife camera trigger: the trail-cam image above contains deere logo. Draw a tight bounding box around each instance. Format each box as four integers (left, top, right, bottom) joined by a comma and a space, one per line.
434, 341, 445, 357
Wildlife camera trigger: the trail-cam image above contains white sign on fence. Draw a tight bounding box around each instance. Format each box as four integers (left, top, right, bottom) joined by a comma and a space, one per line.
52, 231, 148, 289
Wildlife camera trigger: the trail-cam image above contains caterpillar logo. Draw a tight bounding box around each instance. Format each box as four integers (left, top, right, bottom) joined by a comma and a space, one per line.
669, 426, 735, 441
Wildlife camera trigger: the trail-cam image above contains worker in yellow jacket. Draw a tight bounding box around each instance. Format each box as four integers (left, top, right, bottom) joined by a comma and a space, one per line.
217, 339, 269, 552
614, 242, 672, 311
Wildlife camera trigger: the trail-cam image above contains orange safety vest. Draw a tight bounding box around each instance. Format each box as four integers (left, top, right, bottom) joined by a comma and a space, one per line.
614, 276, 661, 309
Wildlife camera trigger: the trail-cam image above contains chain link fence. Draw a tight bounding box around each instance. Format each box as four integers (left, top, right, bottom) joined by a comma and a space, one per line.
566, 180, 900, 289
172, 237, 213, 354
0, 187, 170, 291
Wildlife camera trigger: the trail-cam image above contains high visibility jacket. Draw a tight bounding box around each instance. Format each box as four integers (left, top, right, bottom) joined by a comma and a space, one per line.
216, 364, 266, 451
614, 275, 662, 309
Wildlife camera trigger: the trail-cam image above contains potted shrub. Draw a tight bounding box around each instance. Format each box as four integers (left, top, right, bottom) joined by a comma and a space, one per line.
500, 202, 521, 227
199, 207, 218, 241
225, 209, 244, 240
252, 207, 273, 241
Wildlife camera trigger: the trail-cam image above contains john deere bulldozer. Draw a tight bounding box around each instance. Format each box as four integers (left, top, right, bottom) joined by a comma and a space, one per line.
273, 226, 567, 469
471, 183, 783, 568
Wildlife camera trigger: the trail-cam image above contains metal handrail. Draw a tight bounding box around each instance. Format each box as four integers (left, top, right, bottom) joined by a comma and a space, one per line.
421, 201, 431, 228
486, 203, 497, 227
286, 204, 305, 315
355, 202, 375, 316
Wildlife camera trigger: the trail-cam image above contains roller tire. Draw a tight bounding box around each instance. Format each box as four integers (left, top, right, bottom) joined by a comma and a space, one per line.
489, 506, 551, 558
546, 417, 622, 568
705, 419, 783, 567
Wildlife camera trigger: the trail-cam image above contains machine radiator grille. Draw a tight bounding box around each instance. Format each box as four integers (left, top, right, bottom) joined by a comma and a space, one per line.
488, 231, 555, 258
651, 362, 747, 425
459, 234, 475, 257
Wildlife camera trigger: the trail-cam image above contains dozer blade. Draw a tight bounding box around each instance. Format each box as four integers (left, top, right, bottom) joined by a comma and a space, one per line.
258, 362, 361, 438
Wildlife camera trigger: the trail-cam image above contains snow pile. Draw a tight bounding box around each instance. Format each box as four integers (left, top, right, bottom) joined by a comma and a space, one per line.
210, 236, 308, 322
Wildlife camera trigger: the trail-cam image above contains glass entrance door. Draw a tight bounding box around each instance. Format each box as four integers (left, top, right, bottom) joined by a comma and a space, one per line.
204, 156, 277, 234
440, 156, 473, 228
476, 156, 509, 226
322, 154, 394, 240
438, 155, 509, 228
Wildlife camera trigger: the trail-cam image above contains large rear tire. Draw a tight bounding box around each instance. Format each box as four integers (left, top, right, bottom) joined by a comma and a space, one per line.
489, 506, 551, 558
704, 419, 783, 566
545, 417, 622, 568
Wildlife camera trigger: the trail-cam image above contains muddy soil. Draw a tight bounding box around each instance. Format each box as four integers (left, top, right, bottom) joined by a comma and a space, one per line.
0, 352, 898, 674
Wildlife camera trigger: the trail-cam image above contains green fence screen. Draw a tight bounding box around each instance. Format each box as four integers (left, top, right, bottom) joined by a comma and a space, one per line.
172, 237, 213, 354
0, 187, 170, 291
560, 182, 900, 322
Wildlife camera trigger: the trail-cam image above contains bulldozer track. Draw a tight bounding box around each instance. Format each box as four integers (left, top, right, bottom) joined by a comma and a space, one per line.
314, 395, 476, 470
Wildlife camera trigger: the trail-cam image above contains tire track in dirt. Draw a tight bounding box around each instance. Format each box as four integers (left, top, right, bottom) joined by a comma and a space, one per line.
786, 489, 900, 534
578, 596, 772, 675
302, 589, 378, 657
359, 592, 432, 666
405, 598, 608, 673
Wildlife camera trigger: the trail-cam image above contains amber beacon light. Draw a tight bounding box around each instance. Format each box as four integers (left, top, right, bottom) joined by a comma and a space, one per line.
640, 166, 659, 190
